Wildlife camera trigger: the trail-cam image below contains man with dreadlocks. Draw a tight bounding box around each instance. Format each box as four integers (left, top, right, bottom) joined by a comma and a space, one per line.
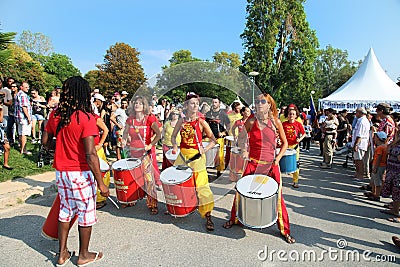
42, 76, 110, 267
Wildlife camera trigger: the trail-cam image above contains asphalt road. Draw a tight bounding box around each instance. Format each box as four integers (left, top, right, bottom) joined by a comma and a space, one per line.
0, 145, 399, 266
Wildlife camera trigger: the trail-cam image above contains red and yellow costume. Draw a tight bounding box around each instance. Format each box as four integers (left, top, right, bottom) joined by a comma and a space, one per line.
173, 119, 214, 218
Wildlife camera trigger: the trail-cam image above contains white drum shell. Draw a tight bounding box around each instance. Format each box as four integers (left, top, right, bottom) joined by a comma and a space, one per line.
202, 141, 220, 167
236, 174, 278, 228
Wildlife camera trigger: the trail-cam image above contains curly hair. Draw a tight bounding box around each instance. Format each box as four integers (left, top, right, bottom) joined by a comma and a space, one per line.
55, 76, 93, 135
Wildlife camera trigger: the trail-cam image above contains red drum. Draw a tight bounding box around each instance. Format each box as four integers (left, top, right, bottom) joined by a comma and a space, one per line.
112, 158, 145, 204
42, 194, 78, 240
165, 148, 180, 166
160, 166, 198, 217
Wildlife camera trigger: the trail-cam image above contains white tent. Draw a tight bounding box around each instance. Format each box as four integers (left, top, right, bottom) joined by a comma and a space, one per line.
319, 48, 400, 113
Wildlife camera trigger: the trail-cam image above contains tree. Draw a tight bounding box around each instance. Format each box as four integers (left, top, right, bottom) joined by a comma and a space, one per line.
84, 70, 101, 91
240, 0, 319, 107
314, 45, 358, 97
17, 30, 53, 56
0, 28, 16, 79
96, 42, 145, 96
43, 53, 81, 83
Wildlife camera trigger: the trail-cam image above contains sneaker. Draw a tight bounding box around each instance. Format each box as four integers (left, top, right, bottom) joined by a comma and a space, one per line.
300, 148, 304, 152
31, 139, 37, 144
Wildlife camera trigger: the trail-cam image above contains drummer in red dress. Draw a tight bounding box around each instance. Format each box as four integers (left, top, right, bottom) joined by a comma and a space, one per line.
223, 93, 296, 244
122, 95, 161, 214
171, 92, 217, 231
231, 106, 252, 144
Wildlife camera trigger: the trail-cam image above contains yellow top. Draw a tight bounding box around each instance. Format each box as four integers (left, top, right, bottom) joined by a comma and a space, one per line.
162, 120, 181, 147
228, 112, 242, 136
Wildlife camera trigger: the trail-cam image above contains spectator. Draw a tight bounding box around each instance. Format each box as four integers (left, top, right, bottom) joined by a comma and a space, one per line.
30, 88, 46, 143
0, 100, 12, 170
6, 80, 19, 145
376, 103, 395, 144
302, 119, 312, 152
0, 78, 13, 149
15, 81, 32, 155
352, 107, 370, 180
227, 101, 242, 136
111, 99, 128, 160
320, 113, 338, 169
337, 109, 350, 148
121, 90, 129, 101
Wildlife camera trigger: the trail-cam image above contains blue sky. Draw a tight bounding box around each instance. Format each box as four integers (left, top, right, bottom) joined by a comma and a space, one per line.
2, 0, 399, 81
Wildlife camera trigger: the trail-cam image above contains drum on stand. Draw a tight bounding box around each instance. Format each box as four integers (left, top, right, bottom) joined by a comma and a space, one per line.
42, 194, 78, 240
160, 166, 198, 217
165, 148, 180, 166
202, 141, 220, 168
236, 174, 278, 228
224, 135, 234, 167
112, 158, 145, 204
228, 147, 245, 182
279, 148, 297, 174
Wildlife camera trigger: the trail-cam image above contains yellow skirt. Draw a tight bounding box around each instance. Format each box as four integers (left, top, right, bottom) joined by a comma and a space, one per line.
174, 148, 214, 217
96, 148, 110, 203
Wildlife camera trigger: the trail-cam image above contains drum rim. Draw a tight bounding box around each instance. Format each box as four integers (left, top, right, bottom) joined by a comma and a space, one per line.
160, 166, 193, 185
235, 175, 278, 199
111, 158, 142, 170
165, 149, 180, 160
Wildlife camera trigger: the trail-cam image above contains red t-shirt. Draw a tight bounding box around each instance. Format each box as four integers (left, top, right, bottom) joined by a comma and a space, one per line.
93, 114, 101, 145
282, 120, 305, 146
45, 110, 98, 171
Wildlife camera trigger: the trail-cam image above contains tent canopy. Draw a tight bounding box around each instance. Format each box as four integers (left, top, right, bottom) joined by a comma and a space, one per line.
319, 48, 400, 113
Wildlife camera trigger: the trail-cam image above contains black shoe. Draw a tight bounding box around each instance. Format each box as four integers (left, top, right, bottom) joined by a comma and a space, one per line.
3, 165, 13, 170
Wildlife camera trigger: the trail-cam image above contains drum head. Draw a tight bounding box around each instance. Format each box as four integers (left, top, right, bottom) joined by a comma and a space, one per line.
165, 149, 180, 161
99, 158, 109, 172
236, 175, 278, 199
284, 148, 297, 156
160, 166, 193, 185
225, 136, 234, 142
112, 158, 141, 170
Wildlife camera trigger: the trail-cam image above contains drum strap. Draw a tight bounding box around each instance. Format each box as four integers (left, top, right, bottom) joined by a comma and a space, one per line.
249, 157, 274, 165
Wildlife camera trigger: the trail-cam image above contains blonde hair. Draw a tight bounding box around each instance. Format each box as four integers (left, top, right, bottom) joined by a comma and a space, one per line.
128, 96, 150, 116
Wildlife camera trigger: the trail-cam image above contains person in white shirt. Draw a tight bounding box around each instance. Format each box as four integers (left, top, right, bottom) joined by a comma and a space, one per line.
352, 107, 371, 180
111, 99, 128, 160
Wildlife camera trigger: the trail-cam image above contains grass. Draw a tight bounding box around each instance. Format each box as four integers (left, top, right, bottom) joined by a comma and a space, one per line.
0, 140, 54, 183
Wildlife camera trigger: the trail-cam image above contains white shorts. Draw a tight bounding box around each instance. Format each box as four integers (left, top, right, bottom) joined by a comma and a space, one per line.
17, 120, 31, 136
353, 149, 366, 161
56, 171, 97, 227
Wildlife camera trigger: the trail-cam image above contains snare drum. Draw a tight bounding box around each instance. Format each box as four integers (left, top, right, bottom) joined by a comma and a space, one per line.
112, 158, 145, 204
160, 166, 198, 217
202, 141, 220, 167
236, 174, 278, 228
279, 148, 297, 174
165, 148, 180, 166
42, 194, 78, 240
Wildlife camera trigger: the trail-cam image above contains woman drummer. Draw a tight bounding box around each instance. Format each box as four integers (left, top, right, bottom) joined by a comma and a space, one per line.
282, 104, 306, 188
122, 95, 161, 214
161, 109, 181, 169
171, 92, 217, 231
223, 93, 295, 244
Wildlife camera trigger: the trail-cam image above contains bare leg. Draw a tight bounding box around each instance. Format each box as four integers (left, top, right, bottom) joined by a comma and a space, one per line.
375, 185, 382, 198
116, 146, 121, 160
20, 135, 27, 154
77, 226, 104, 266
3, 143, 11, 167
57, 221, 71, 265
31, 119, 37, 140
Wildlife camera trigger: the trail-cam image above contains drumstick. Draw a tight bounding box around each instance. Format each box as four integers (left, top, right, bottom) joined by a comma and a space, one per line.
108, 196, 120, 209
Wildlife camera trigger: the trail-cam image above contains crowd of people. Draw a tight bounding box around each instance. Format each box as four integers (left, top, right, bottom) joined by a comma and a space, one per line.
2, 75, 400, 264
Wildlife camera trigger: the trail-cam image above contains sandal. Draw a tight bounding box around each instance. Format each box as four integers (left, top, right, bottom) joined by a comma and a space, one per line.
292, 183, 299, 188
56, 249, 74, 267
205, 213, 214, 231
283, 234, 296, 244
150, 207, 158, 215
223, 220, 235, 229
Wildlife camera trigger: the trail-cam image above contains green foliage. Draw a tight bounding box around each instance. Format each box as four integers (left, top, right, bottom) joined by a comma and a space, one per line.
0, 29, 16, 79
42, 53, 81, 83
84, 70, 101, 91
17, 30, 53, 56
96, 42, 146, 96
240, 0, 319, 107
314, 45, 358, 97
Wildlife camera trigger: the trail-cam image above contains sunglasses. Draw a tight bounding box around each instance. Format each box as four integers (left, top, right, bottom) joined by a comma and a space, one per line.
255, 99, 267, 104
11, 85, 17, 88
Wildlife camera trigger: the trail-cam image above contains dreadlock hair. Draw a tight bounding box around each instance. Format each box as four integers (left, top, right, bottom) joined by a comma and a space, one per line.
55, 76, 93, 135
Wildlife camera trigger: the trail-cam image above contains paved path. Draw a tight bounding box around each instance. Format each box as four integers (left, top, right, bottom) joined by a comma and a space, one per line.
0, 145, 399, 266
